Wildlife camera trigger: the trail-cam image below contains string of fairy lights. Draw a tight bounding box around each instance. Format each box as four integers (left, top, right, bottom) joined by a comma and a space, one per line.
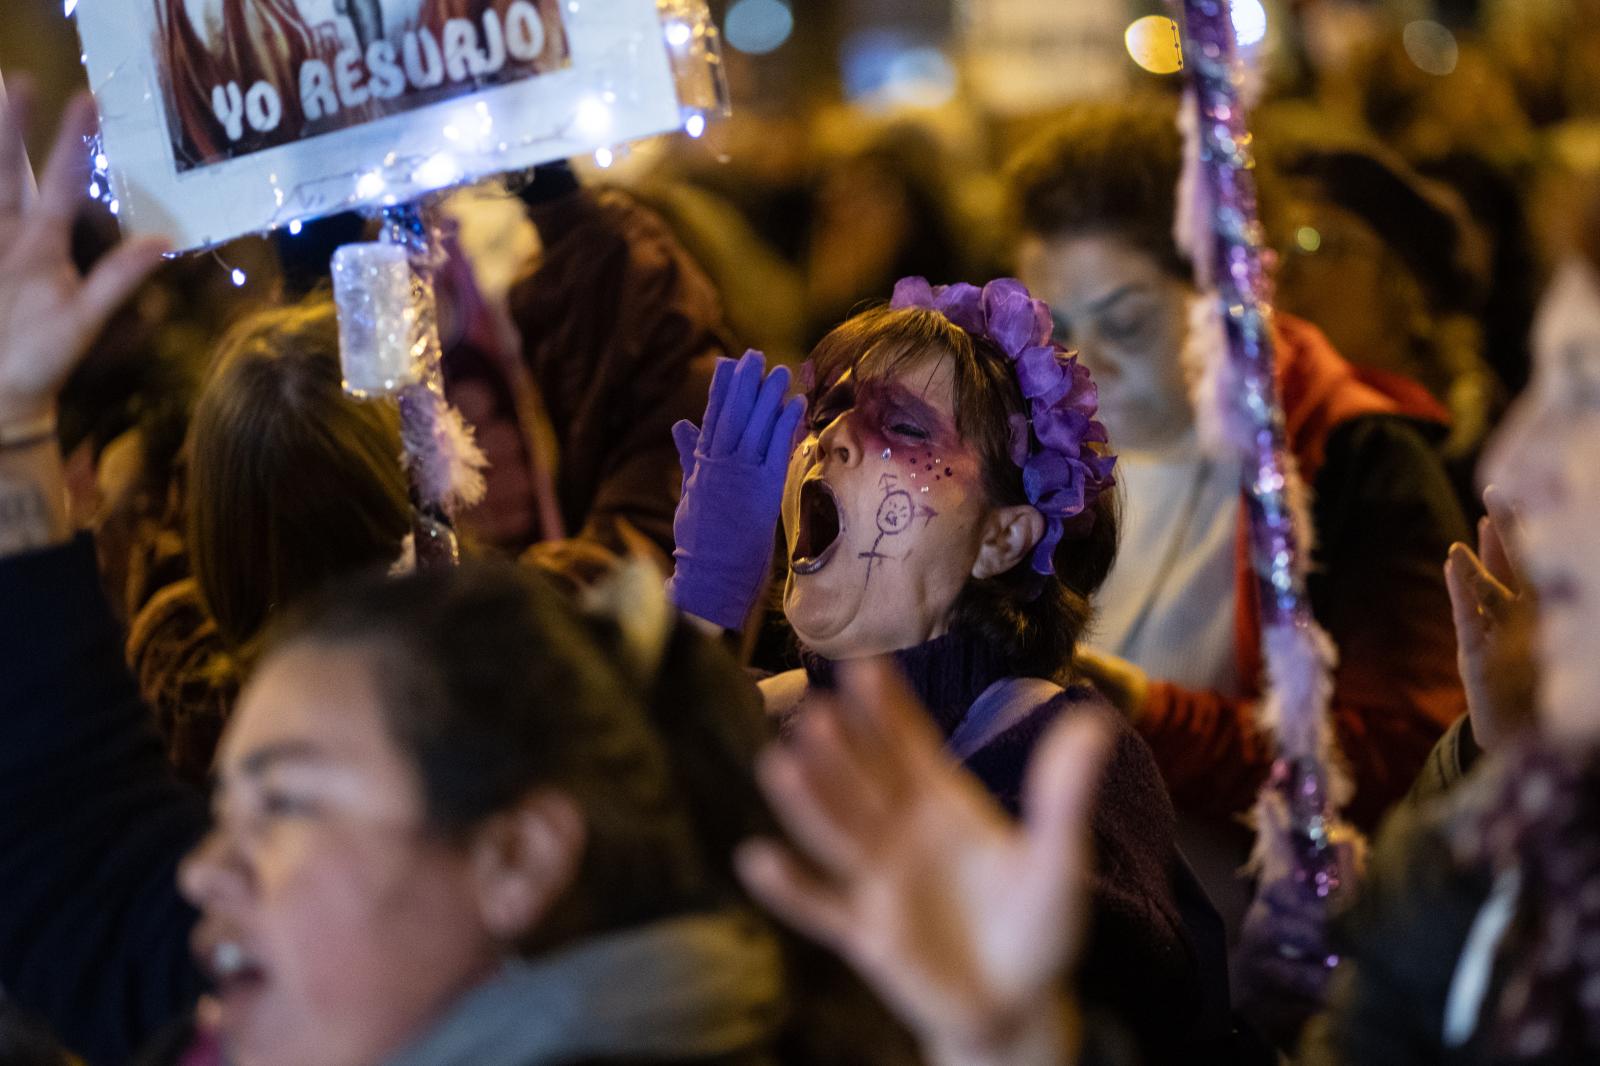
64, 0, 722, 286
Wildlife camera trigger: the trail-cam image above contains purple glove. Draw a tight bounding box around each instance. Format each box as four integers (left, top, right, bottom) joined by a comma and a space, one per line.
666, 349, 806, 630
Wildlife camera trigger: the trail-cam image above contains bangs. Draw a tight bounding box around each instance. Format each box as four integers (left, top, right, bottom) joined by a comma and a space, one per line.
805, 305, 1018, 448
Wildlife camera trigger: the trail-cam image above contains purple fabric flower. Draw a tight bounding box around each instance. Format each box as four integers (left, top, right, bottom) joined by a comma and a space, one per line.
982, 279, 1043, 356
933, 283, 985, 333
1031, 518, 1066, 576
1023, 450, 1088, 518
1014, 346, 1064, 399
890, 276, 935, 310
1032, 299, 1054, 345
1034, 404, 1091, 458
1065, 359, 1100, 414
886, 276, 1117, 576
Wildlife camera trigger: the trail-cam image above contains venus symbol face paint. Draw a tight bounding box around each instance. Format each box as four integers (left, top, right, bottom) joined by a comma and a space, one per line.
780, 352, 990, 658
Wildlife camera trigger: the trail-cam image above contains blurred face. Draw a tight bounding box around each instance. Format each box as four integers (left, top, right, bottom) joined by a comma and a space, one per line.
1483, 259, 1600, 743
1272, 196, 1427, 385
1017, 232, 1192, 449
179, 644, 499, 1066
781, 353, 995, 659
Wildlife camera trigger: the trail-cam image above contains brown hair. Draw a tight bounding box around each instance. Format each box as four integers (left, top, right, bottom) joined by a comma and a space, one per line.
271, 561, 922, 1063
1008, 96, 1189, 277
187, 296, 411, 653
807, 305, 1120, 678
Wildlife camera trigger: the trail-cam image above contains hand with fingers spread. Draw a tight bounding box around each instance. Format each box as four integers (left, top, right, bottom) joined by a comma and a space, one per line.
1444, 485, 1538, 751
0, 87, 169, 429
0, 83, 168, 556
736, 658, 1112, 1066
665, 349, 806, 630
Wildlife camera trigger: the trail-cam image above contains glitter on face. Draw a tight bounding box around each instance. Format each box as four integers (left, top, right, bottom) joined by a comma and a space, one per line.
882, 448, 892, 460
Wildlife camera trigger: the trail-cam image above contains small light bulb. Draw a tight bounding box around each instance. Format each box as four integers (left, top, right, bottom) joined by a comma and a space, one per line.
414, 151, 461, 187
288, 219, 304, 236
107, 198, 120, 215
94, 152, 109, 171
594, 147, 614, 168
231, 268, 247, 287
665, 21, 691, 47
88, 180, 100, 199
685, 113, 706, 138
574, 95, 612, 138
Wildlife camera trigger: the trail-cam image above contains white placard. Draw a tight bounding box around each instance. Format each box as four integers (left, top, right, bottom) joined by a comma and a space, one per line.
77, 0, 682, 250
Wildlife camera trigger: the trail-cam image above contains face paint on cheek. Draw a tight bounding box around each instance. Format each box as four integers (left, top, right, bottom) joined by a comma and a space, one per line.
857, 472, 940, 585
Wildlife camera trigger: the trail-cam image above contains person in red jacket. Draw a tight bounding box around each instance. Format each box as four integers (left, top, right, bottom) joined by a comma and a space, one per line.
1009, 98, 1468, 933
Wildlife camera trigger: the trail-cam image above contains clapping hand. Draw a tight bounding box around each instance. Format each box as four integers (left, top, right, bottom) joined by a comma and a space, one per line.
737, 658, 1111, 1066
1445, 485, 1537, 751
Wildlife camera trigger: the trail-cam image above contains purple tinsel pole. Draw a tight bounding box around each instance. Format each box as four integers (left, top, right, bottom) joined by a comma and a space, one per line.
1173, 0, 1358, 913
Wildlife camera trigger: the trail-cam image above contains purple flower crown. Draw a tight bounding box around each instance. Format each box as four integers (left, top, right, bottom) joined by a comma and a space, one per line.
890, 276, 1118, 576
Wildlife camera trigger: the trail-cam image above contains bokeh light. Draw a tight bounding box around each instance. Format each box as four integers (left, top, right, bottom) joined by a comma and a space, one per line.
1125, 15, 1183, 76
1232, 0, 1268, 48
1402, 20, 1459, 76
724, 0, 793, 56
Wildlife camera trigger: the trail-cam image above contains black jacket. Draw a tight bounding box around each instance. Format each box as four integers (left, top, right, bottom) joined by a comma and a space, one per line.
0, 537, 205, 1064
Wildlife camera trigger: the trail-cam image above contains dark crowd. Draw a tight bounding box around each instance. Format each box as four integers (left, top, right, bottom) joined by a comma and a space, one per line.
4, 0, 1600, 1063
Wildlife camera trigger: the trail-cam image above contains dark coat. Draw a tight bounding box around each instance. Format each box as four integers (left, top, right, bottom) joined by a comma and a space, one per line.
1299, 776, 1497, 1065
0, 538, 205, 1065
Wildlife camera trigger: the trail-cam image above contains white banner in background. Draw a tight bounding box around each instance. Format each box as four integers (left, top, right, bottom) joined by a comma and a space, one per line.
77, 0, 681, 250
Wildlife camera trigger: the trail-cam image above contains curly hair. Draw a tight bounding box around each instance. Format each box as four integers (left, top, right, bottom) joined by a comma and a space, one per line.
1007, 96, 1189, 277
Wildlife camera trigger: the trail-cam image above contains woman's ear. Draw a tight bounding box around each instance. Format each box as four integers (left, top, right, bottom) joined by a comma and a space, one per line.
972, 504, 1046, 580
469, 790, 586, 941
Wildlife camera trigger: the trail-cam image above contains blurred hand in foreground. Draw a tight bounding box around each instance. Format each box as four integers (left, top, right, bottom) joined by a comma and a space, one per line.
1445, 484, 1538, 752
0, 84, 167, 428
737, 657, 1112, 1066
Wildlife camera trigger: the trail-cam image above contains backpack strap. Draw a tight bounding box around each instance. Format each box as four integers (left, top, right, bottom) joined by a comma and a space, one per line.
947, 676, 1064, 762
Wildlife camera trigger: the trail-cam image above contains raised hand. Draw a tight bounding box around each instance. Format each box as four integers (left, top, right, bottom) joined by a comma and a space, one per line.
1444, 485, 1537, 751
737, 658, 1110, 1066
665, 349, 805, 630
0, 84, 168, 429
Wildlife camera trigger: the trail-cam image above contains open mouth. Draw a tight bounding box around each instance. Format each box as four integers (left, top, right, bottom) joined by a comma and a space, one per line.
791, 479, 843, 575
197, 938, 269, 1004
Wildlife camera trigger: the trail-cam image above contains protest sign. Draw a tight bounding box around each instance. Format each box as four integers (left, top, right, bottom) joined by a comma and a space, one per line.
79, 0, 683, 249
